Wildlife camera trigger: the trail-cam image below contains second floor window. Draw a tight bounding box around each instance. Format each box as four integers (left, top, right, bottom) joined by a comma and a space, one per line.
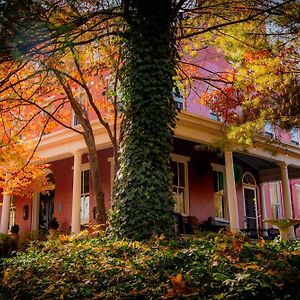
209, 110, 220, 121
264, 121, 274, 138
291, 127, 299, 145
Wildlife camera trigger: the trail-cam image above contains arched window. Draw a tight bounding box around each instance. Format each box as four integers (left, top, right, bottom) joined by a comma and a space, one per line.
242, 172, 256, 186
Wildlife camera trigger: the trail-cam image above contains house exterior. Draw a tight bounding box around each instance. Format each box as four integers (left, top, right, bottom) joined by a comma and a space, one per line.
1, 50, 300, 239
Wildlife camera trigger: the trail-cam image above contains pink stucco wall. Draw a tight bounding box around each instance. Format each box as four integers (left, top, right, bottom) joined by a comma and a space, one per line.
1, 140, 300, 238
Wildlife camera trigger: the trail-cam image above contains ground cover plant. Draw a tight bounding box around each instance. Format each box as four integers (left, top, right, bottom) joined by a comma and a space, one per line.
0, 231, 299, 299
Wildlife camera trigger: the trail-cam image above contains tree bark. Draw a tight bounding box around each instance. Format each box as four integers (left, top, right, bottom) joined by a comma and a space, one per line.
109, 0, 178, 240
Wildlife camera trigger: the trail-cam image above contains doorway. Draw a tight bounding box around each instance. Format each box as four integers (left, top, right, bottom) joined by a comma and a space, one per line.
39, 173, 55, 231
244, 187, 257, 230
242, 172, 258, 231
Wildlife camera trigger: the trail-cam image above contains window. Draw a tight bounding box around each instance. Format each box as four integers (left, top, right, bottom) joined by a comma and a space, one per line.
296, 185, 300, 217
80, 169, 90, 225
8, 196, 16, 232
211, 164, 228, 220
213, 171, 226, 219
171, 154, 189, 214
269, 182, 282, 219
209, 110, 220, 121
291, 127, 299, 145
173, 87, 184, 111
264, 121, 274, 138
242, 173, 256, 186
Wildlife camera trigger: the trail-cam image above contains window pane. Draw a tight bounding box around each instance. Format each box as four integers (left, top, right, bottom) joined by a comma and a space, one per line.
270, 183, 282, 219
174, 188, 185, 214
214, 193, 224, 218
172, 161, 178, 186
179, 162, 185, 187
264, 121, 273, 134
80, 195, 89, 224
218, 172, 224, 190
81, 170, 89, 194
291, 128, 299, 143
213, 171, 218, 192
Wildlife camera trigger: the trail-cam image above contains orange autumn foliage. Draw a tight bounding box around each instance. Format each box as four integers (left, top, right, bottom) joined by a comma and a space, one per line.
0, 142, 52, 198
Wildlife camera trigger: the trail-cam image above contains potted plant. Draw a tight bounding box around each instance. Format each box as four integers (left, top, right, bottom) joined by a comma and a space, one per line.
49, 217, 59, 238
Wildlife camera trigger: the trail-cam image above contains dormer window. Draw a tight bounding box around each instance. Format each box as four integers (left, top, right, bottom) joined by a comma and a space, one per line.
173, 85, 184, 112
264, 121, 274, 138
209, 110, 220, 121
291, 127, 299, 145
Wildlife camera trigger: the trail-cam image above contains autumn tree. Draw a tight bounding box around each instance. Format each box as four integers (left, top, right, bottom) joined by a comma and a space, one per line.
0, 38, 122, 224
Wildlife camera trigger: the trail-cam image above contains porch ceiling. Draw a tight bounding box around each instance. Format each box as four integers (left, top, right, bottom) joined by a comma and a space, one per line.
233, 153, 300, 182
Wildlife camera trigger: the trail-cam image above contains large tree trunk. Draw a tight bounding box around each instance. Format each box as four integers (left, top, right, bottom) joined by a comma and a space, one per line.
109, 0, 178, 240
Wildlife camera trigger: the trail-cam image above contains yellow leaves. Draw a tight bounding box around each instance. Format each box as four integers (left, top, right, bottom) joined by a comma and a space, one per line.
3, 269, 9, 282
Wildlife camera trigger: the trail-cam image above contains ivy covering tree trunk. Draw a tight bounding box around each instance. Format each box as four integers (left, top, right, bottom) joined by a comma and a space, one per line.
109, 0, 178, 240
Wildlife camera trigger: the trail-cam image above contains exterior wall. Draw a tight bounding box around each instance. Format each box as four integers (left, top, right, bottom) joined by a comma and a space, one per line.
50, 157, 74, 232
48, 148, 113, 233
15, 196, 32, 234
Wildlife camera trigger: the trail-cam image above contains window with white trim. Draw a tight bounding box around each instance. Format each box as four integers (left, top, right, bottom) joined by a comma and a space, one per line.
269, 182, 282, 219
211, 164, 228, 220
173, 85, 184, 111
264, 121, 274, 138
296, 184, 300, 217
80, 168, 90, 225
209, 110, 220, 121
291, 127, 299, 145
171, 154, 189, 214
8, 196, 16, 232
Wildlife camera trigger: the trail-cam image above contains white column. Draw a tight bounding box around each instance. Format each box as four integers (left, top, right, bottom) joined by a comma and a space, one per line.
279, 162, 295, 239
31, 193, 40, 238
224, 151, 239, 232
71, 151, 82, 234
279, 163, 293, 219
0, 193, 11, 234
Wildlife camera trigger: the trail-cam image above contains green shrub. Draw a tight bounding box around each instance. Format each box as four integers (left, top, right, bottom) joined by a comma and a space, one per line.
0, 232, 299, 299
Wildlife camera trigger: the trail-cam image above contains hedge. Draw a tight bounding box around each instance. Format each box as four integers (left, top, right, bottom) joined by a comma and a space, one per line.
0, 231, 299, 299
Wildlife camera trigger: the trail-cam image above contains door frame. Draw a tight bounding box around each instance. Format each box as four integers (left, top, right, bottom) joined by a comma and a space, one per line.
242, 172, 258, 230
243, 186, 258, 229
